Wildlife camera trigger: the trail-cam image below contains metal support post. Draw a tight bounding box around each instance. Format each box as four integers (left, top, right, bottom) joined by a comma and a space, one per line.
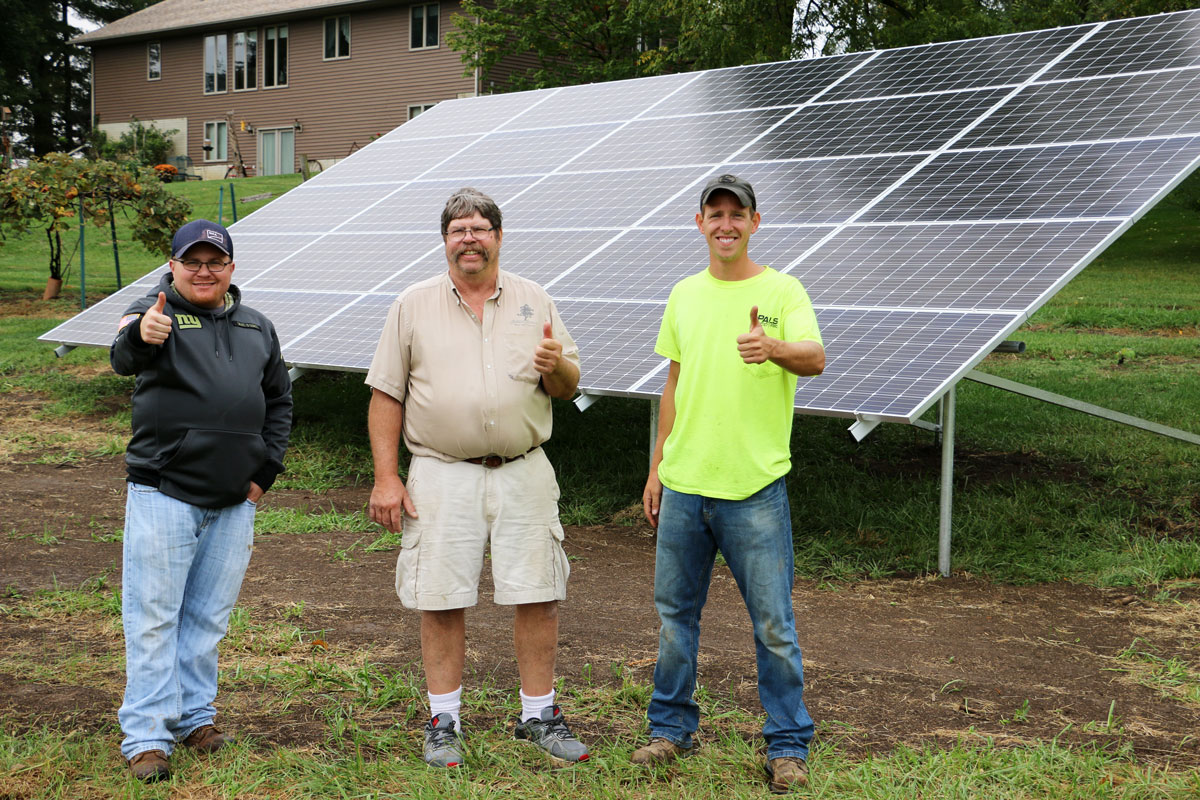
78, 195, 86, 310
649, 397, 659, 470
218, 185, 224, 225
938, 386, 956, 577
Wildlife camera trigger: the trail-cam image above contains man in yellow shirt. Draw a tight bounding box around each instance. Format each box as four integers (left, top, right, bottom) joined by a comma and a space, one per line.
635, 174, 825, 793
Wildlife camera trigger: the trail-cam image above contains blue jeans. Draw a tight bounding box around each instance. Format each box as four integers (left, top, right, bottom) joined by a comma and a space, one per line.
118, 484, 255, 760
648, 478, 814, 760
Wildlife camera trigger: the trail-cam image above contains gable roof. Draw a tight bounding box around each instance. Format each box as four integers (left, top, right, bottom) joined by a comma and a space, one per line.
74, 0, 384, 45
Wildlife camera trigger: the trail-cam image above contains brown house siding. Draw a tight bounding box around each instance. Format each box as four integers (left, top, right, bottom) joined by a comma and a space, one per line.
90, 2, 477, 175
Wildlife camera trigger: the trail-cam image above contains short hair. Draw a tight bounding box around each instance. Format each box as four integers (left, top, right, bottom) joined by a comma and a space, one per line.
440, 188, 502, 236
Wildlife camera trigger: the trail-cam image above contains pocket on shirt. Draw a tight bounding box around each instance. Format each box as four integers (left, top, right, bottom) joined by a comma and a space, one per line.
503, 325, 542, 385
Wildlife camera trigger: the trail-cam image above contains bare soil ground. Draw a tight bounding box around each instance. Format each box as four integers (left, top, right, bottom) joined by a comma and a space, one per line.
2, 449, 1198, 767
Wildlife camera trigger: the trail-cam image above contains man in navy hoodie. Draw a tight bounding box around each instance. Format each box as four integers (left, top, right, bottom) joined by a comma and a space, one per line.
110, 219, 292, 782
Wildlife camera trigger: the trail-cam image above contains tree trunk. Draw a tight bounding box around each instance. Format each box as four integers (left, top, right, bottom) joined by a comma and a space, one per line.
42, 277, 63, 300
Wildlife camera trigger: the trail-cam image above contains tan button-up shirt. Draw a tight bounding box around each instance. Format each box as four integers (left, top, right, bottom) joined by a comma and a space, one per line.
366, 270, 580, 461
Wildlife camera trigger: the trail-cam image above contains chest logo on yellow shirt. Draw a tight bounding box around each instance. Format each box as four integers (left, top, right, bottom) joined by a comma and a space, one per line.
175, 314, 202, 330
756, 312, 779, 329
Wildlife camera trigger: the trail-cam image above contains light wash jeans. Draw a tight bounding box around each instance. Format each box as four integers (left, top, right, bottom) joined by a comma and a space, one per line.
118, 483, 255, 760
648, 478, 815, 760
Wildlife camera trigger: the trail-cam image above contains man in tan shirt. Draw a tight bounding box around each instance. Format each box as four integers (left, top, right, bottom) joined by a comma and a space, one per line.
366, 188, 587, 768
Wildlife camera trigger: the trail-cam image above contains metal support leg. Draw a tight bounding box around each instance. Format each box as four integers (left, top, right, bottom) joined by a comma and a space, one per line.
649, 397, 659, 471
938, 386, 956, 577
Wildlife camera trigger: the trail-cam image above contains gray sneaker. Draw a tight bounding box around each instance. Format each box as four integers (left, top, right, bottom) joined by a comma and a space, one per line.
513, 705, 590, 763
423, 713, 465, 768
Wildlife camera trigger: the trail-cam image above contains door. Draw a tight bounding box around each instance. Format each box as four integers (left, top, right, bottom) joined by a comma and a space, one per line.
259, 128, 296, 175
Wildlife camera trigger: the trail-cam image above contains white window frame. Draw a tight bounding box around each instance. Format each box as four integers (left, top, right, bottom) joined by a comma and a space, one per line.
203, 120, 228, 161
147, 42, 161, 81
233, 29, 257, 92
324, 15, 351, 60
410, 3, 439, 50
408, 103, 436, 120
203, 34, 227, 94
264, 24, 289, 88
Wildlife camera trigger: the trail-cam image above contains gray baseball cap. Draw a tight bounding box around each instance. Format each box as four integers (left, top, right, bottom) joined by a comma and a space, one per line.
700, 173, 757, 211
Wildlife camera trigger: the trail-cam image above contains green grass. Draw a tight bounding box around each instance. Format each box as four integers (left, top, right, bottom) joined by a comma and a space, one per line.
0, 174, 304, 296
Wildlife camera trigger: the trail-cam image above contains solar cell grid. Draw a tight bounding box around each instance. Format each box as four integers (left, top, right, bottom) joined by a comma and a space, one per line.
244, 232, 443, 292
503, 167, 712, 229
285, 293, 396, 370
441, 123, 623, 178
642, 155, 927, 226
863, 137, 1200, 223
567, 108, 792, 170
648, 52, 872, 116
744, 88, 1009, 160
958, 68, 1200, 149
497, 72, 695, 130
307, 135, 480, 186
792, 220, 1122, 311
339, 176, 532, 232
826, 25, 1091, 100
234, 183, 404, 233
1043, 9, 1200, 81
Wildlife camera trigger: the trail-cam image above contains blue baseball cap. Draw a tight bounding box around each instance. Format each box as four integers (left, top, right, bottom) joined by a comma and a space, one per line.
172, 219, 233, 259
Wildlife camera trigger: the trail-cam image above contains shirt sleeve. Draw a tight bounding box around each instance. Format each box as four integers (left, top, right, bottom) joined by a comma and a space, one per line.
655, 286, 681, 362
365, 297, 412, 402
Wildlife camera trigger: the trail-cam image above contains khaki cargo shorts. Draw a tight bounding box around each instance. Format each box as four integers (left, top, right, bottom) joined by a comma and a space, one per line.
395, 447, 570, 610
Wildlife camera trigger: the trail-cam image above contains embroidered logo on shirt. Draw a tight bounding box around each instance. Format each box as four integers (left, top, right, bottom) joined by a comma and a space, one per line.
176, 314, 202, 330
233, 320, 261, 330
518, 304, 534, 321
756, 312, 780, 328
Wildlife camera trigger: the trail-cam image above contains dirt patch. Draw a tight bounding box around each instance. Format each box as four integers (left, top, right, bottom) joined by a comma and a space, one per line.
1, 450, 1198, 766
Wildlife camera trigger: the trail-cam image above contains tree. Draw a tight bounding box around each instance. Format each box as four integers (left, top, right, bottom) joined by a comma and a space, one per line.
448, 0, 1197, 92
0, 154, 191, 295
0, 0, 157, 159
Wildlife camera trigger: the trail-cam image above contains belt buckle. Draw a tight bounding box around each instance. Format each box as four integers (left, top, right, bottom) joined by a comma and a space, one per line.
481, 454, 505, 468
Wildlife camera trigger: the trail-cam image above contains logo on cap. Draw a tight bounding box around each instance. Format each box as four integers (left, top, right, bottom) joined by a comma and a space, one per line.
716, 174, 738, 184
205, 229, 225, 244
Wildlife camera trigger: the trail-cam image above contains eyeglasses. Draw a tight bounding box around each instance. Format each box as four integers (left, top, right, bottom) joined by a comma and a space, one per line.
174, 258, 231, 273
445, 226, 496, 242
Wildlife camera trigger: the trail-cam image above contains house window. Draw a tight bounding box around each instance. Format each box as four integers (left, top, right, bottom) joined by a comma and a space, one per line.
147, 42, 161, 80
324, 15, 350, 59
408, 103, 436, 120
203, 121, 227, 161
411, 3, 438, 49
203, 34, 227, 93
233, 30, 257, 91
264, 25, 289, 87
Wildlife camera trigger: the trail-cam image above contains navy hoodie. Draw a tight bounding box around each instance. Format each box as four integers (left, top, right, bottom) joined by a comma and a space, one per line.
111, 272, 293, 508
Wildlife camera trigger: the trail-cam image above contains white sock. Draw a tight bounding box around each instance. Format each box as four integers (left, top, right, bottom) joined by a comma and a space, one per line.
520, 688, 555, 722
429, 686, 462, 729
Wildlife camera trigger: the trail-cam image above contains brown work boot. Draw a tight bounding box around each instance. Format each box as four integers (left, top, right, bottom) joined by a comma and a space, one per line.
128, 749, 169, 782
631, 737, 693, 766
765, 756, 809, 793
182, 724, 232, 754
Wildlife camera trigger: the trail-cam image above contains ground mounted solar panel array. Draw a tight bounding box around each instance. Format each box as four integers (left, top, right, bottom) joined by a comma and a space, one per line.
42, 10, 1200, 424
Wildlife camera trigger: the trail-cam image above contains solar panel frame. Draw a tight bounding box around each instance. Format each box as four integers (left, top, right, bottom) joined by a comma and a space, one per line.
39, 9, 1200, 429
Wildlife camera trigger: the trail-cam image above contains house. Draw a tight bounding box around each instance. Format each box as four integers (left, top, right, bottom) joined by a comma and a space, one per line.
75, 0, 529, 179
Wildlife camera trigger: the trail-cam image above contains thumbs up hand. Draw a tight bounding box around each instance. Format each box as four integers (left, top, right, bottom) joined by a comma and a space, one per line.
139, 292, 173, 345
533, 320, 562, 375
737, 304, 773, 364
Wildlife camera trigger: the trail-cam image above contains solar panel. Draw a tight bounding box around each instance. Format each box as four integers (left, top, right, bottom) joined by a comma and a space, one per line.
42, 9, 1200, 425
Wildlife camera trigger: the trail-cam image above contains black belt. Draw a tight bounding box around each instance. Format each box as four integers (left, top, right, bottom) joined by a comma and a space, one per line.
463, 446, 537, 468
